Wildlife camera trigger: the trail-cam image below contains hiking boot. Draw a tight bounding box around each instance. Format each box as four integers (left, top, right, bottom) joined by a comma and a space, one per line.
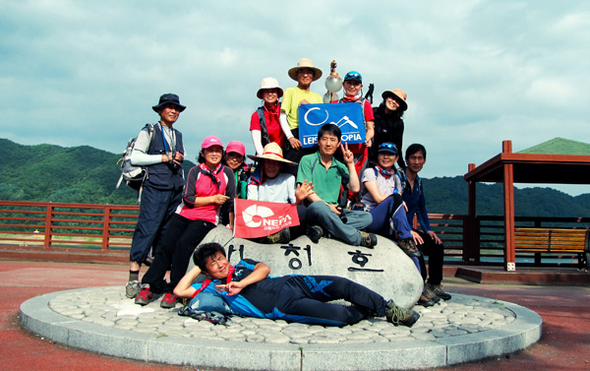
417, 294, 436, 307
385, 300, 420, 327
266, 227, 291, 244
360, 231, 377, 248
423, 285, 441, 303
427, 283, 452, 301
160, 292, 179, 309
134, 287, 153, 306
125, 280, 141, 298
307, 225, 324, 244
397, 238, 422, 258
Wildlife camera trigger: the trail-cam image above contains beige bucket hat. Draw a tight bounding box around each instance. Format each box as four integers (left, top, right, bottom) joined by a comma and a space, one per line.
247, 143, 297, 165
257, 77, 284, 99
382, 89, 408, 111
288, 58, 323, 82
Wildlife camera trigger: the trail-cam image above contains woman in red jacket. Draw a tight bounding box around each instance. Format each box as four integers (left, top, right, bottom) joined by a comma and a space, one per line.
249, 77, 285, 155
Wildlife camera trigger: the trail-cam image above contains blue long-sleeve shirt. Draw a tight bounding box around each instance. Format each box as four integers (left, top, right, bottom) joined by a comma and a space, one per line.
400, 170, 432, 232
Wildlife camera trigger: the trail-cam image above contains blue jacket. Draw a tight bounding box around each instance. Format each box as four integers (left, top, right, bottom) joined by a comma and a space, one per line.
400, 170, 431, 232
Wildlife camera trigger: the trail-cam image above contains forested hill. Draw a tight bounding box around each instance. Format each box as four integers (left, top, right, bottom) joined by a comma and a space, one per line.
0, 138, 195, 205
423, 177, 590, 217
1, 138, 589, 216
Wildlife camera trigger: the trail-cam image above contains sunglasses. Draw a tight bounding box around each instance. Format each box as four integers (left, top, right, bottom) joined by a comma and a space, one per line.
344, 72, 362, 82
378, 142, 398, 154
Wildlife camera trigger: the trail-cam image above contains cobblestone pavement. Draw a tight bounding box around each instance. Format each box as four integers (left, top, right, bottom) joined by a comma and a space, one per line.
49, 286, 515, 345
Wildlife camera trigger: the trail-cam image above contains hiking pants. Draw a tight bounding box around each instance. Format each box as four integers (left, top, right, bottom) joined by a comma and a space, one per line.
415, 230, 445, 285
306, 201, 372, 246
129, 185, 182, 263
274, 275, 388, 326
365, 194, 413, 240
142, 214, 215, 293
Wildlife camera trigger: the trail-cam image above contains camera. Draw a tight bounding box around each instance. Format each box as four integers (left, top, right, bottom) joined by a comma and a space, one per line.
336, 206, 348, 223
169, 151, 180, 169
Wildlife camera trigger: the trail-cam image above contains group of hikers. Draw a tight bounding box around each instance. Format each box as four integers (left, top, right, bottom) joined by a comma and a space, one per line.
123, 58, 450, 328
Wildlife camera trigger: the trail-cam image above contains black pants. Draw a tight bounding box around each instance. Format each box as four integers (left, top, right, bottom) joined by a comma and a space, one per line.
273, 275, 388, 326
142, 214, 215, 293
415, 230, 445, 285
283, 128, 316, 176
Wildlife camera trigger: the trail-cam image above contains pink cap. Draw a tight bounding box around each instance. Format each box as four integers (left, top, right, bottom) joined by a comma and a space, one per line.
226, 141, 246, 156
201, 136, 223, 149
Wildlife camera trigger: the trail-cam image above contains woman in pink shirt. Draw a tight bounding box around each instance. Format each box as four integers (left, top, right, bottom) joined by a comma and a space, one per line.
135, 136, 236, 309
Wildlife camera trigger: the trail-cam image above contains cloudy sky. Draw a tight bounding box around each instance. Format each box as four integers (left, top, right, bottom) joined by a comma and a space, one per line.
2, 0, 589, 195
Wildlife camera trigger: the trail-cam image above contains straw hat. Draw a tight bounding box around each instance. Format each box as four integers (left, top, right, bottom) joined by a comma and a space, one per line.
247, 143, 297, 165
256, 77, 284, 99
382, 89, 408, 111
288, 58, 323, 82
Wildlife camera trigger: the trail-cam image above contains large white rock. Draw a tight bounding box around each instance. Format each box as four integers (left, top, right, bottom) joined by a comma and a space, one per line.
190, 226, 423, 309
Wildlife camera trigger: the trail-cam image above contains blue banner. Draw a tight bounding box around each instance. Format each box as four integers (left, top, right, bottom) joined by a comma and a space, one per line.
298, 103, 365, 148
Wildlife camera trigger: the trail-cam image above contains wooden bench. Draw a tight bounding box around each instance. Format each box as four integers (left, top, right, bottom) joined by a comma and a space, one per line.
514, 227, 589, 271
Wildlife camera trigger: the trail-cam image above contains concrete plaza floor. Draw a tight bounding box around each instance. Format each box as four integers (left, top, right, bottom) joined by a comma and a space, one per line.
2, 260, 590, 370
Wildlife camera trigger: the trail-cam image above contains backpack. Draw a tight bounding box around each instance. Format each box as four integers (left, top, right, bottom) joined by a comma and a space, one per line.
116, 124, 155, 195
256, 107, 271, 147
397, 168, 421, 196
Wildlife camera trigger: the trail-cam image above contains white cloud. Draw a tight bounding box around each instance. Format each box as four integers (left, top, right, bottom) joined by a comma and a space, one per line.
1, 0, 588, 196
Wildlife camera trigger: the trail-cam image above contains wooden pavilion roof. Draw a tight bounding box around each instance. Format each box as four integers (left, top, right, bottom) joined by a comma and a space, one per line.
464, 138, 590, 185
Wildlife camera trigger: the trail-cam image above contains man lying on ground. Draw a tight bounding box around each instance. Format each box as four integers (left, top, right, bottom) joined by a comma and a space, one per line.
173, 242, 419, 327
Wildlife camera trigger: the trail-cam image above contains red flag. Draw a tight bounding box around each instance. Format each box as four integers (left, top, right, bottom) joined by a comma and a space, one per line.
234, 199, 300, 239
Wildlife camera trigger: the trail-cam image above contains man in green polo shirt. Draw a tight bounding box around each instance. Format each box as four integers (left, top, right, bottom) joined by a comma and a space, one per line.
297, 123, 377, 247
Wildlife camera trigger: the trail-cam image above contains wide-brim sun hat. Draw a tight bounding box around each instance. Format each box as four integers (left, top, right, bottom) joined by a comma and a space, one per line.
226, 141, 246, 156
257, 77, 284, 99
152, 93, 186, 112
247, 142, 297, 165
288, 58, 323, 82
382, 89, 408, 111
201, 136, 223, 150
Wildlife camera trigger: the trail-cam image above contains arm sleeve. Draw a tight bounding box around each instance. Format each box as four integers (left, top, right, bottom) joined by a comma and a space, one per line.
182, 167, 200, 207
296, 156, 312, 184
129, 129, 162, 166
417, 183, 432, 231
363, 101, 375, 121
221, 167, 236, 215
361, 167, 377, 184
251, 130, 264, 155
247, 183, 258, 201
286, 174, 296, 204
394, 173, 402, 194
279, 112, 293, 139
397, 120, 405, 169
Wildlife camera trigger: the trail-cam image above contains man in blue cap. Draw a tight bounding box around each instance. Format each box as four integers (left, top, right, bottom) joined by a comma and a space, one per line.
125, 93, 186, 298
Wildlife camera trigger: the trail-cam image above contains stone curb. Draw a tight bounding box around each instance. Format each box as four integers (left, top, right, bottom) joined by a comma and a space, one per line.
20, 287, 542, 370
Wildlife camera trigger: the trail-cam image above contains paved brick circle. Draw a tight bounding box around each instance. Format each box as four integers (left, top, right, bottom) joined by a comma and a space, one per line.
20, 286, 542, 370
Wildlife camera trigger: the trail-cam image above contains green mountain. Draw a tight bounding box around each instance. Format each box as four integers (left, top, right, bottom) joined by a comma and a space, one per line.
0, 138, 588, 217
0, 138, 195, 205
424, 177, 590, 217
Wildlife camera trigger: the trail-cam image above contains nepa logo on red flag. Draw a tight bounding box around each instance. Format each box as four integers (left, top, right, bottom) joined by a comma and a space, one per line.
234, 199, 300, 239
